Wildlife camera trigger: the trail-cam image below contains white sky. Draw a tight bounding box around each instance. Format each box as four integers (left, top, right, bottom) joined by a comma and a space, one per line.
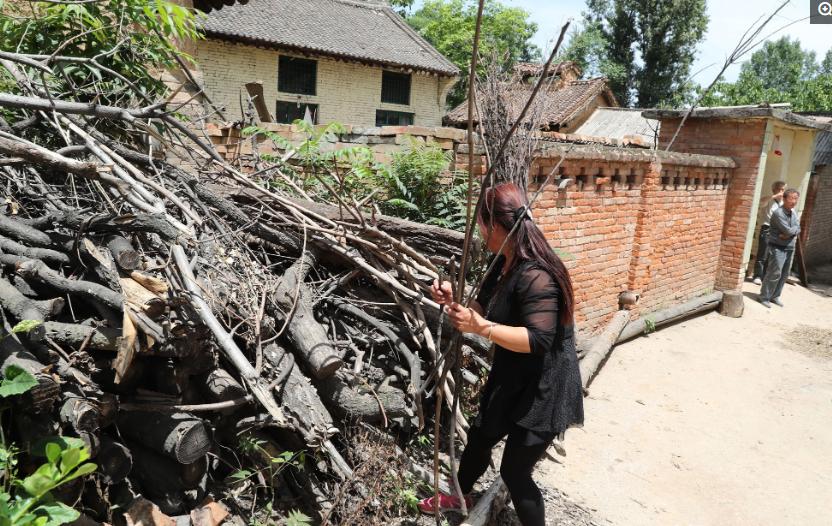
506, 0, 832, 82
410, 0, 832, 83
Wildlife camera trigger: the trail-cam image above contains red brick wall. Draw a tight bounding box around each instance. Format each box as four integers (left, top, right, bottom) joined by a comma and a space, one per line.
657, 118, 768, 291
529, 154, 731, 332
804, 164, 832, 267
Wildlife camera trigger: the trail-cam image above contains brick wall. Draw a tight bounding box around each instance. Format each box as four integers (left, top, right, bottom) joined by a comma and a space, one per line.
193, 39, 454, 127
656, 118, 769, 291
524, 147, 732, 330
804, 164, 832, 267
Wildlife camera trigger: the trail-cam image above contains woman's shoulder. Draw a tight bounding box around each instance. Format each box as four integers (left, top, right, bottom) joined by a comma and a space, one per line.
513, 261, 557, 294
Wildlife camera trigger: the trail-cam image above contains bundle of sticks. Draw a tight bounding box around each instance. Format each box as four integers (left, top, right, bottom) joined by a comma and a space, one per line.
0, 48, 505, 523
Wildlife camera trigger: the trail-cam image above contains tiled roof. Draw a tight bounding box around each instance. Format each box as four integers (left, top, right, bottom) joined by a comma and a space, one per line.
575, 107, 659, 145
198, 0, 459, 76
444, 77, 616, 129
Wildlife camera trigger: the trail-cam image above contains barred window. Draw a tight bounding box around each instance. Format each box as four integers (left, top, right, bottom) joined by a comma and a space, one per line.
278, 56, 317, 95
376, 110, 414, 126
381, 71, 411, 105
276, 101, 318, 124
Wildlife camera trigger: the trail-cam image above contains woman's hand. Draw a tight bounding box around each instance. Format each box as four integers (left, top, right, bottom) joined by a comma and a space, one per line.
447, 302, 489, 336
430, 280, 454, 306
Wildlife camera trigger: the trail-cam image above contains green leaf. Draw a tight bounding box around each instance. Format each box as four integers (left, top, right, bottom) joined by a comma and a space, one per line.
21, 472, 56, 498
227, 469, 252, 481
33, 502, 80, 526
0, 365, 38, 397
45, 443, 61, 465
61, 462, 96, 484
60, 448, 81, 473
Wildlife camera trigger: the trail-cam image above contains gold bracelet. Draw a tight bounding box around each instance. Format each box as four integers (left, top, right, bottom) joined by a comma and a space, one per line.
487, 322, 496, 341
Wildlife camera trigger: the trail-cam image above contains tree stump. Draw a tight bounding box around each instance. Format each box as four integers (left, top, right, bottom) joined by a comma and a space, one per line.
719, 290, 744, 318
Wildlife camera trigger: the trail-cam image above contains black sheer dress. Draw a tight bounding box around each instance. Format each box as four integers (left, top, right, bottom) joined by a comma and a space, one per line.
473, 255, 584, 445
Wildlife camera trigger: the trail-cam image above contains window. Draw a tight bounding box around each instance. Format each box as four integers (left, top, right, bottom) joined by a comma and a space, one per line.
376, 110, 414, 127
276, 101, 318, 124
278, 56, 317, 95
381, 71, 411, 105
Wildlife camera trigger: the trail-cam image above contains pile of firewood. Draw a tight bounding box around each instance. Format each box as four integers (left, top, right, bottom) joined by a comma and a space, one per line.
0, 45, 512, 523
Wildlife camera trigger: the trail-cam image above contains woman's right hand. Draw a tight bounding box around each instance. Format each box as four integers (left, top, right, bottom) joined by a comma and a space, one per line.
431, 279, 454, 306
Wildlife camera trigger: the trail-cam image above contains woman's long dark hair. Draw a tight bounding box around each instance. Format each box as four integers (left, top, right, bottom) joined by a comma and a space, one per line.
479, 183, 575, 325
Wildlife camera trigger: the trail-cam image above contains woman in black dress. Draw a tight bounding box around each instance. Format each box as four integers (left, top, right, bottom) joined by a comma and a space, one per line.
418, 182, 583, 526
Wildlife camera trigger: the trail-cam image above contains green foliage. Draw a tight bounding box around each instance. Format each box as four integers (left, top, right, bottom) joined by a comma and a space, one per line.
0, 366, 38, 399
376, 138, 471, 230
0, 438, 96, 526
643, 316, 656, 335
565, 0, 708, 107
284, 510, 312, 526
395, 487, 420, 514
406, 0, 540, 107
0, 0, 201, 113
699, 38, 832, 112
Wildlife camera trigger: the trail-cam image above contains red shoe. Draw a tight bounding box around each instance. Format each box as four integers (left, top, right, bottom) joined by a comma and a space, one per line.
417, 493, 473, 514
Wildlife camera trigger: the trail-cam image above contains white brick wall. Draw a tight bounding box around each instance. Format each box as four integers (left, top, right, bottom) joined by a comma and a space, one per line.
194, 39, 456, 127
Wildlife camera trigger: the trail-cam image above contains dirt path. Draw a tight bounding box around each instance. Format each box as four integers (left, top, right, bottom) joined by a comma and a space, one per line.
534, 281, 832, 526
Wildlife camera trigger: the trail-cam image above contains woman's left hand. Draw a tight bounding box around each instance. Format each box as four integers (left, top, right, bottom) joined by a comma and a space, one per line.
447, 302, 488, 335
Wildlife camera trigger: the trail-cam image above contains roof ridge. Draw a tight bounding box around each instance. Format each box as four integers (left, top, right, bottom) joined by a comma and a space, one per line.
378, 4, 459, 73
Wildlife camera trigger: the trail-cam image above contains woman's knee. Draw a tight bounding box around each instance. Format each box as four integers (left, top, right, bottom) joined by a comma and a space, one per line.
499, 462, 532, 489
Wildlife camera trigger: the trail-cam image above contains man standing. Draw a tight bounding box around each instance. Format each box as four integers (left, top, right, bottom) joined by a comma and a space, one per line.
752, 181, 786, 285
759, 189, 800, 308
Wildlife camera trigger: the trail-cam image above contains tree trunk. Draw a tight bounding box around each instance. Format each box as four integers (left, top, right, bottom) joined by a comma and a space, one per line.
718, 290, 744, 318
579, 310, 630, 389
617, 292, 724, 343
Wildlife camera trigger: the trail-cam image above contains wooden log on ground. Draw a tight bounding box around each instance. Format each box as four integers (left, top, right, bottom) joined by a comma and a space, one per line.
120, 276, 165, 318
202, 368, 246, 403
41, 321, 120, 350
459, 478, 509, 526
59, 393, 101, 454
616, 292, 724, 343
106, 235, 141, 271
117, 411, 211, 464
718, 290, 744, 318
0, 213, 53, 248
26, 210, 180, 242
77, 237, 122, 291
0, 275, 63, 340
0, 335, 60, 413
16, 259, 123, 310
263, 344, 336, 445
316, 372, 408, 424
271, 249, 342, 379
579, 310, 630, 389
0, 235, 69, 265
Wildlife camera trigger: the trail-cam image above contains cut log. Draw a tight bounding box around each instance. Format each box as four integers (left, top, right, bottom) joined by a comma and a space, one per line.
96, 436, 133, 484
59, 393, 101, 454
106, 235, 141, 271
129, 270, 168, 295
117, 411, 211, 464
16, 259, 123, 310
263, 344, 335, 445
202, 368, 246, 403
0, 213, 53, 248
119, 276, 165, 318
77, 237, 121, 291
617, 292, 724, 343
0, 334, 60, 413
579, 310, 630, 389
40, 321, 120, 350
271, 249, 342, 379
316, 372, 408, 424
0, 275, 63, 340
459, 478, 509, 526
0, 235, 69, 265
718, 290, 744, 318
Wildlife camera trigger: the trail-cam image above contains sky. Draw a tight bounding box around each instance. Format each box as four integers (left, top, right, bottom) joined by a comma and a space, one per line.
504, 0, 832, 83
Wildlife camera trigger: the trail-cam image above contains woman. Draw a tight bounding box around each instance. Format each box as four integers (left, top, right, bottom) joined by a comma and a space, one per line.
418, 183, 583, 526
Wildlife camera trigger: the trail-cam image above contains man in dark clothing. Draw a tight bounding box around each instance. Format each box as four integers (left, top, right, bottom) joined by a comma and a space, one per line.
759, 189, 800, 308
752, 180, 785, 284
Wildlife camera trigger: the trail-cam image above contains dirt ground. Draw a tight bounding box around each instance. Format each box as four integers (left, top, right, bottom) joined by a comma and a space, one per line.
531, 280, 832, 525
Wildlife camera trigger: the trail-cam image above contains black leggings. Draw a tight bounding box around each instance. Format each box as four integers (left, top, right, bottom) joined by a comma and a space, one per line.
457, 424, 550, 526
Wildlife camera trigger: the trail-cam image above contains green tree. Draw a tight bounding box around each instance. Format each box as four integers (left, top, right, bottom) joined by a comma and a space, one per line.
741, 37, 818, 93
820, 48, 832, 75
406, 0, 540, 107
698, 39, 832, 112
563, 0, 708, 107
